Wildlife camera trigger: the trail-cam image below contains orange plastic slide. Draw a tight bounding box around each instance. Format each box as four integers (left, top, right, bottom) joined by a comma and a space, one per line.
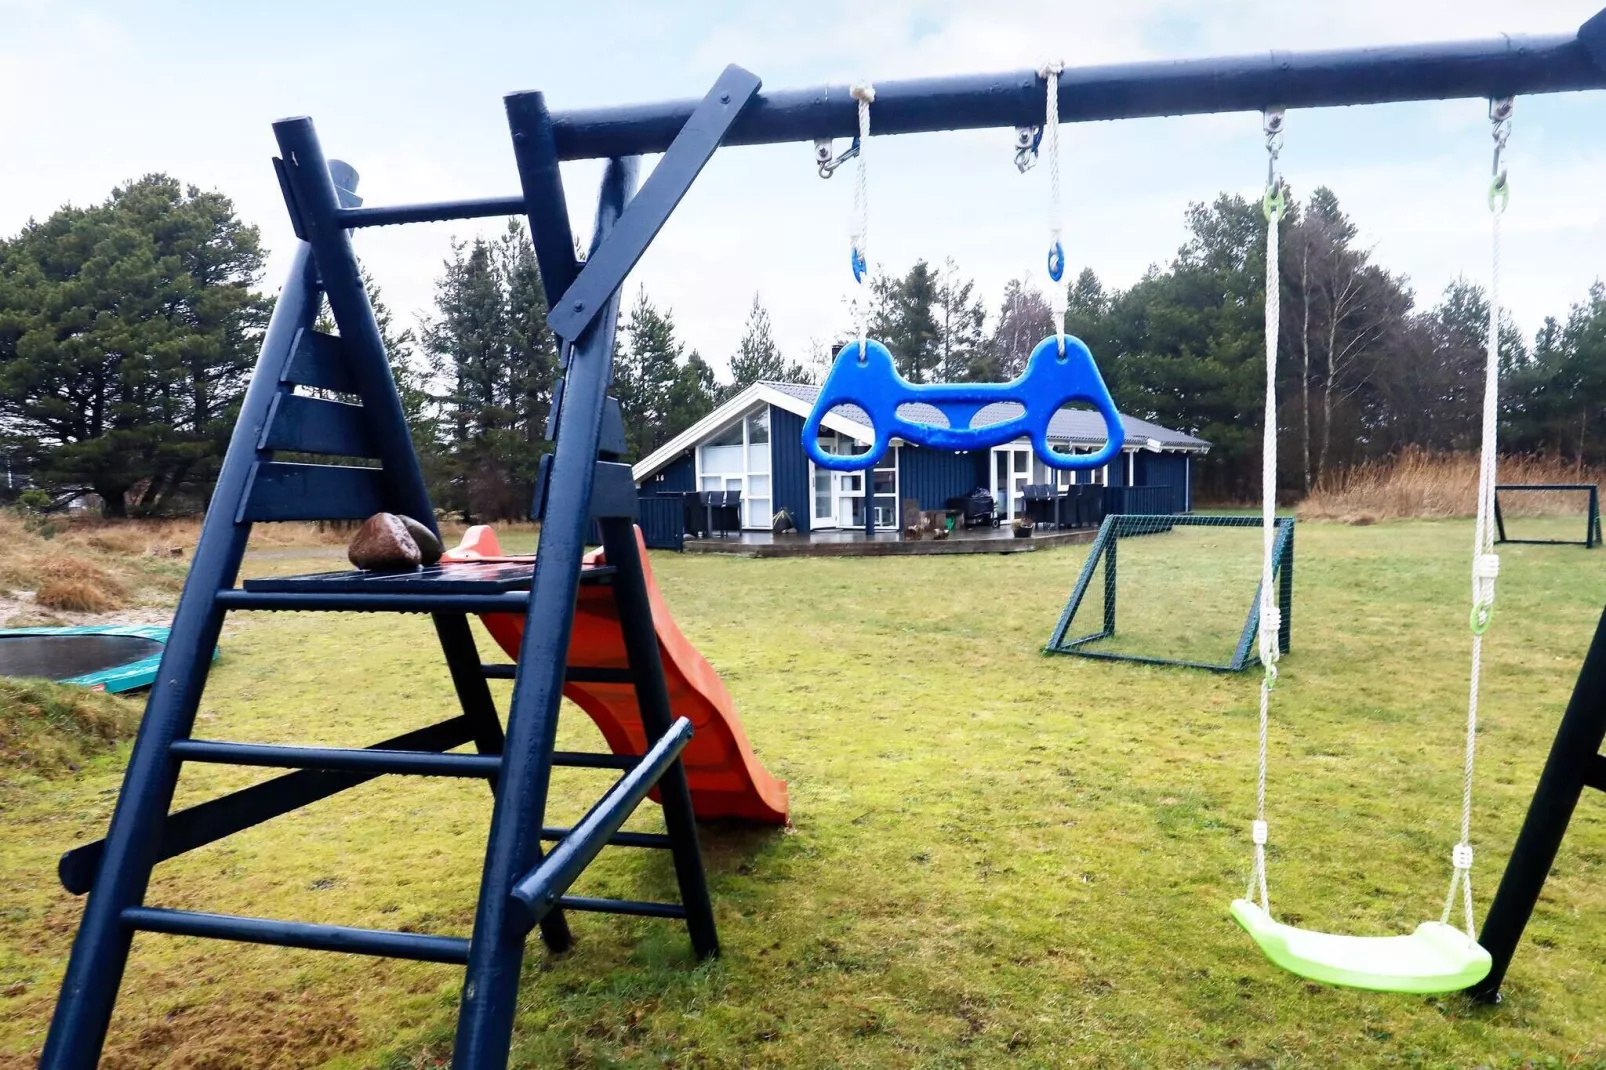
446, 526, 788, 824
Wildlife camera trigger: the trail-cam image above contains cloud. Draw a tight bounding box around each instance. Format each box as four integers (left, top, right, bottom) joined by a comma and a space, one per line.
3, 0, 1604, 380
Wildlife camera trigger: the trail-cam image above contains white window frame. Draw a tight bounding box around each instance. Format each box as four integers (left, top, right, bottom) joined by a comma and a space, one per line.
692, 405, 773, 529
806, 430, 899, 531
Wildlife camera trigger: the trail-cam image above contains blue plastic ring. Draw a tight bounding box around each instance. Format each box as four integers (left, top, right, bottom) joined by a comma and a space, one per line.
851, 248, 867, 283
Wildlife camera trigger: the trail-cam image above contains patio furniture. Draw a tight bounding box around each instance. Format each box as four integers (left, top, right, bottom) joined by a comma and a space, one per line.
1022, 484, 1057, 529
702, 490, 742, 536
947, 488, 999, 529
661, 491, 707, 538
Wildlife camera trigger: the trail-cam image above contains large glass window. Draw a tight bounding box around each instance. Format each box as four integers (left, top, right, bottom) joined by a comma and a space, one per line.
696, 407, 773, 528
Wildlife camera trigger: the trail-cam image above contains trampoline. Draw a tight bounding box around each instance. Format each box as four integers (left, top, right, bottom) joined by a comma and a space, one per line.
0, 625, 180, 693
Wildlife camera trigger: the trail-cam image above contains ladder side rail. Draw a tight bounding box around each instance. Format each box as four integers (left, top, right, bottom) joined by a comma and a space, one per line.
39, 239, 328, 1067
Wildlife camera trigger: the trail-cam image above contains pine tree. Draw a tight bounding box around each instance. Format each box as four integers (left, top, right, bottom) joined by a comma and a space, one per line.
419, 224, 560, 519
729, 294, 783, 385
0, 175, 269, 515
728, 293, 811, 391
868, 260, 941, 382
499, 221, 558, 490
933, 258, 987, 382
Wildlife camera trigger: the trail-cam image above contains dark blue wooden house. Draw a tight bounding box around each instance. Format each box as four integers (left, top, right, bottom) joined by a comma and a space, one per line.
632, 380, 1209, 534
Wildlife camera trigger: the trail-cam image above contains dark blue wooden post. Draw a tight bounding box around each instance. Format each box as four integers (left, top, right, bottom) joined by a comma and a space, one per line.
272, 120, 436, 532
1471, 605, 1606, 1001
450, 157, 638, 1069
596, 517, 717, 956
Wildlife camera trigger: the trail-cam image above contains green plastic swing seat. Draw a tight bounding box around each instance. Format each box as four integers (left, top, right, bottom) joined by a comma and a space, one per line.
1230, 899, 1493, 994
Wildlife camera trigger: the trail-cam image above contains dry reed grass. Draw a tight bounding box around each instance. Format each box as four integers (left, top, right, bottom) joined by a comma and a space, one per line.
34, 579, 124, 613
1298, 449, 1600, 522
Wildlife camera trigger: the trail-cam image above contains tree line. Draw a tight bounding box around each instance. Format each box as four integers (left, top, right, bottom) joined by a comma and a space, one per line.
3, 174, 1605, 516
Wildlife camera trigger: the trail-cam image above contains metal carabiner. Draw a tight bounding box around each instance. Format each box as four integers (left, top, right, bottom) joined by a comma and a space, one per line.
1262, 108, 1286, 220
1013, 125, 1042, 173
815, 136, 861, 179
1488, 97, 1513, 212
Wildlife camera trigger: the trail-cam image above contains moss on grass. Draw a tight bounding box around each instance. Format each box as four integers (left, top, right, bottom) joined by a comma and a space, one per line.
0, 677, 141, 782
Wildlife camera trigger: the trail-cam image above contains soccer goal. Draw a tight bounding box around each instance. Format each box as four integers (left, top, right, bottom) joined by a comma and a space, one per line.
1044, 514, 1294, 672
1493, 484, 1602, 549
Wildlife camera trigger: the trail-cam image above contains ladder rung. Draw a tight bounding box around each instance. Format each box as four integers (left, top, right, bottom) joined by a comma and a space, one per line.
282, 328, 356, 393
541, 826, 672, 849
565, 666, 635, 684
335, 195, 526, 229
170, 739, 499, 778
1585, 753, 1606, 793
216, 590, 533, 614
122, 906, 469, 964
557, 895, 686, 919
238, 461, 386, 522
259, 393, 375, 457
552, 750, 640, 770
482, 663, 635, 685
509, 718, 693, 933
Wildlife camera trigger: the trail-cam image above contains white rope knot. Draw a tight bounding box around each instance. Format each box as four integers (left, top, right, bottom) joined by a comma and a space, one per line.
1472, 553, 1500, 619
1261, 605, 1281, 643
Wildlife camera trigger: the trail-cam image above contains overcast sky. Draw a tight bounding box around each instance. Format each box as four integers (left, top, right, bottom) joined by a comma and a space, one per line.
4, 0, 1605, 382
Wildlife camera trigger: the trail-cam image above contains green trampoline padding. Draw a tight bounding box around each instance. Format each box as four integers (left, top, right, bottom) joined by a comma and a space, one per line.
1230, 899, 1492, 994
0, 624, 213, 693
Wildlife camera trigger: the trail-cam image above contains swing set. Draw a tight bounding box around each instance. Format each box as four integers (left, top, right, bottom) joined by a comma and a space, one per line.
799, 14, 1600, 1002
39, 11, 1606, 1067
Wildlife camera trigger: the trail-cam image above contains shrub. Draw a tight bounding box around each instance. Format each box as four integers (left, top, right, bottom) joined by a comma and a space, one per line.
36, 579, 124, 613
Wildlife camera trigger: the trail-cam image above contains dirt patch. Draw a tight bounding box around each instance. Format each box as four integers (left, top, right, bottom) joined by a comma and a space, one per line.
0, 592, 174, 629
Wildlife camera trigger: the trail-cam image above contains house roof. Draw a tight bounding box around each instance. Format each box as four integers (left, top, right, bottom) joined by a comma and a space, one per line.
631, 378, 1211, 483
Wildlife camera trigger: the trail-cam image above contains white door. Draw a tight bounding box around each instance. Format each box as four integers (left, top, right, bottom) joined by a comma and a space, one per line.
812, 466, 836, 527
811, 467, 864, 528
835, 472, 864, 529
991, 445, 1033, 521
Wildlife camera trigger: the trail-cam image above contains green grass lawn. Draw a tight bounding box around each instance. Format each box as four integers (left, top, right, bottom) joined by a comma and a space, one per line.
2, 519, 1603, 1068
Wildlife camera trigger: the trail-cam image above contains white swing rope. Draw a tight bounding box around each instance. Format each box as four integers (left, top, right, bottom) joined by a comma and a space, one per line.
1041, 61, 1067, 354
1246, 108, 1285, 913
1442, 97, 1513, 940
850, 82, 876, 359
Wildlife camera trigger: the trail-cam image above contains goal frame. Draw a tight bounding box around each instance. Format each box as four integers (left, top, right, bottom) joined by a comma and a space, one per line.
1044, 514, 1295, 672
1493, 483, 1602, 549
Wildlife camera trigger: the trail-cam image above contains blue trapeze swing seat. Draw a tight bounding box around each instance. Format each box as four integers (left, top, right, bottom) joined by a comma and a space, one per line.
802, 334, 1125, 472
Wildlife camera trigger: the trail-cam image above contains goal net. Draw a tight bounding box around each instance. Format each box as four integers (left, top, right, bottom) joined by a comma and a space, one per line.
1045, 514, 1294, 672
1494, 484, 1601, 548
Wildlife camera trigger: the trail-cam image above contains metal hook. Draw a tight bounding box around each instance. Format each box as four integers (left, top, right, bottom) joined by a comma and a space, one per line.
1013, 125, 1042, 173
1488, 97, 1513, 213
1262, 108, 1286, 220
815, 136, 860, 179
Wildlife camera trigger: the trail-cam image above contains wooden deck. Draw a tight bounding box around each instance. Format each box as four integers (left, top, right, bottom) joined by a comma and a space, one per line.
681, 526, 1097, 558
